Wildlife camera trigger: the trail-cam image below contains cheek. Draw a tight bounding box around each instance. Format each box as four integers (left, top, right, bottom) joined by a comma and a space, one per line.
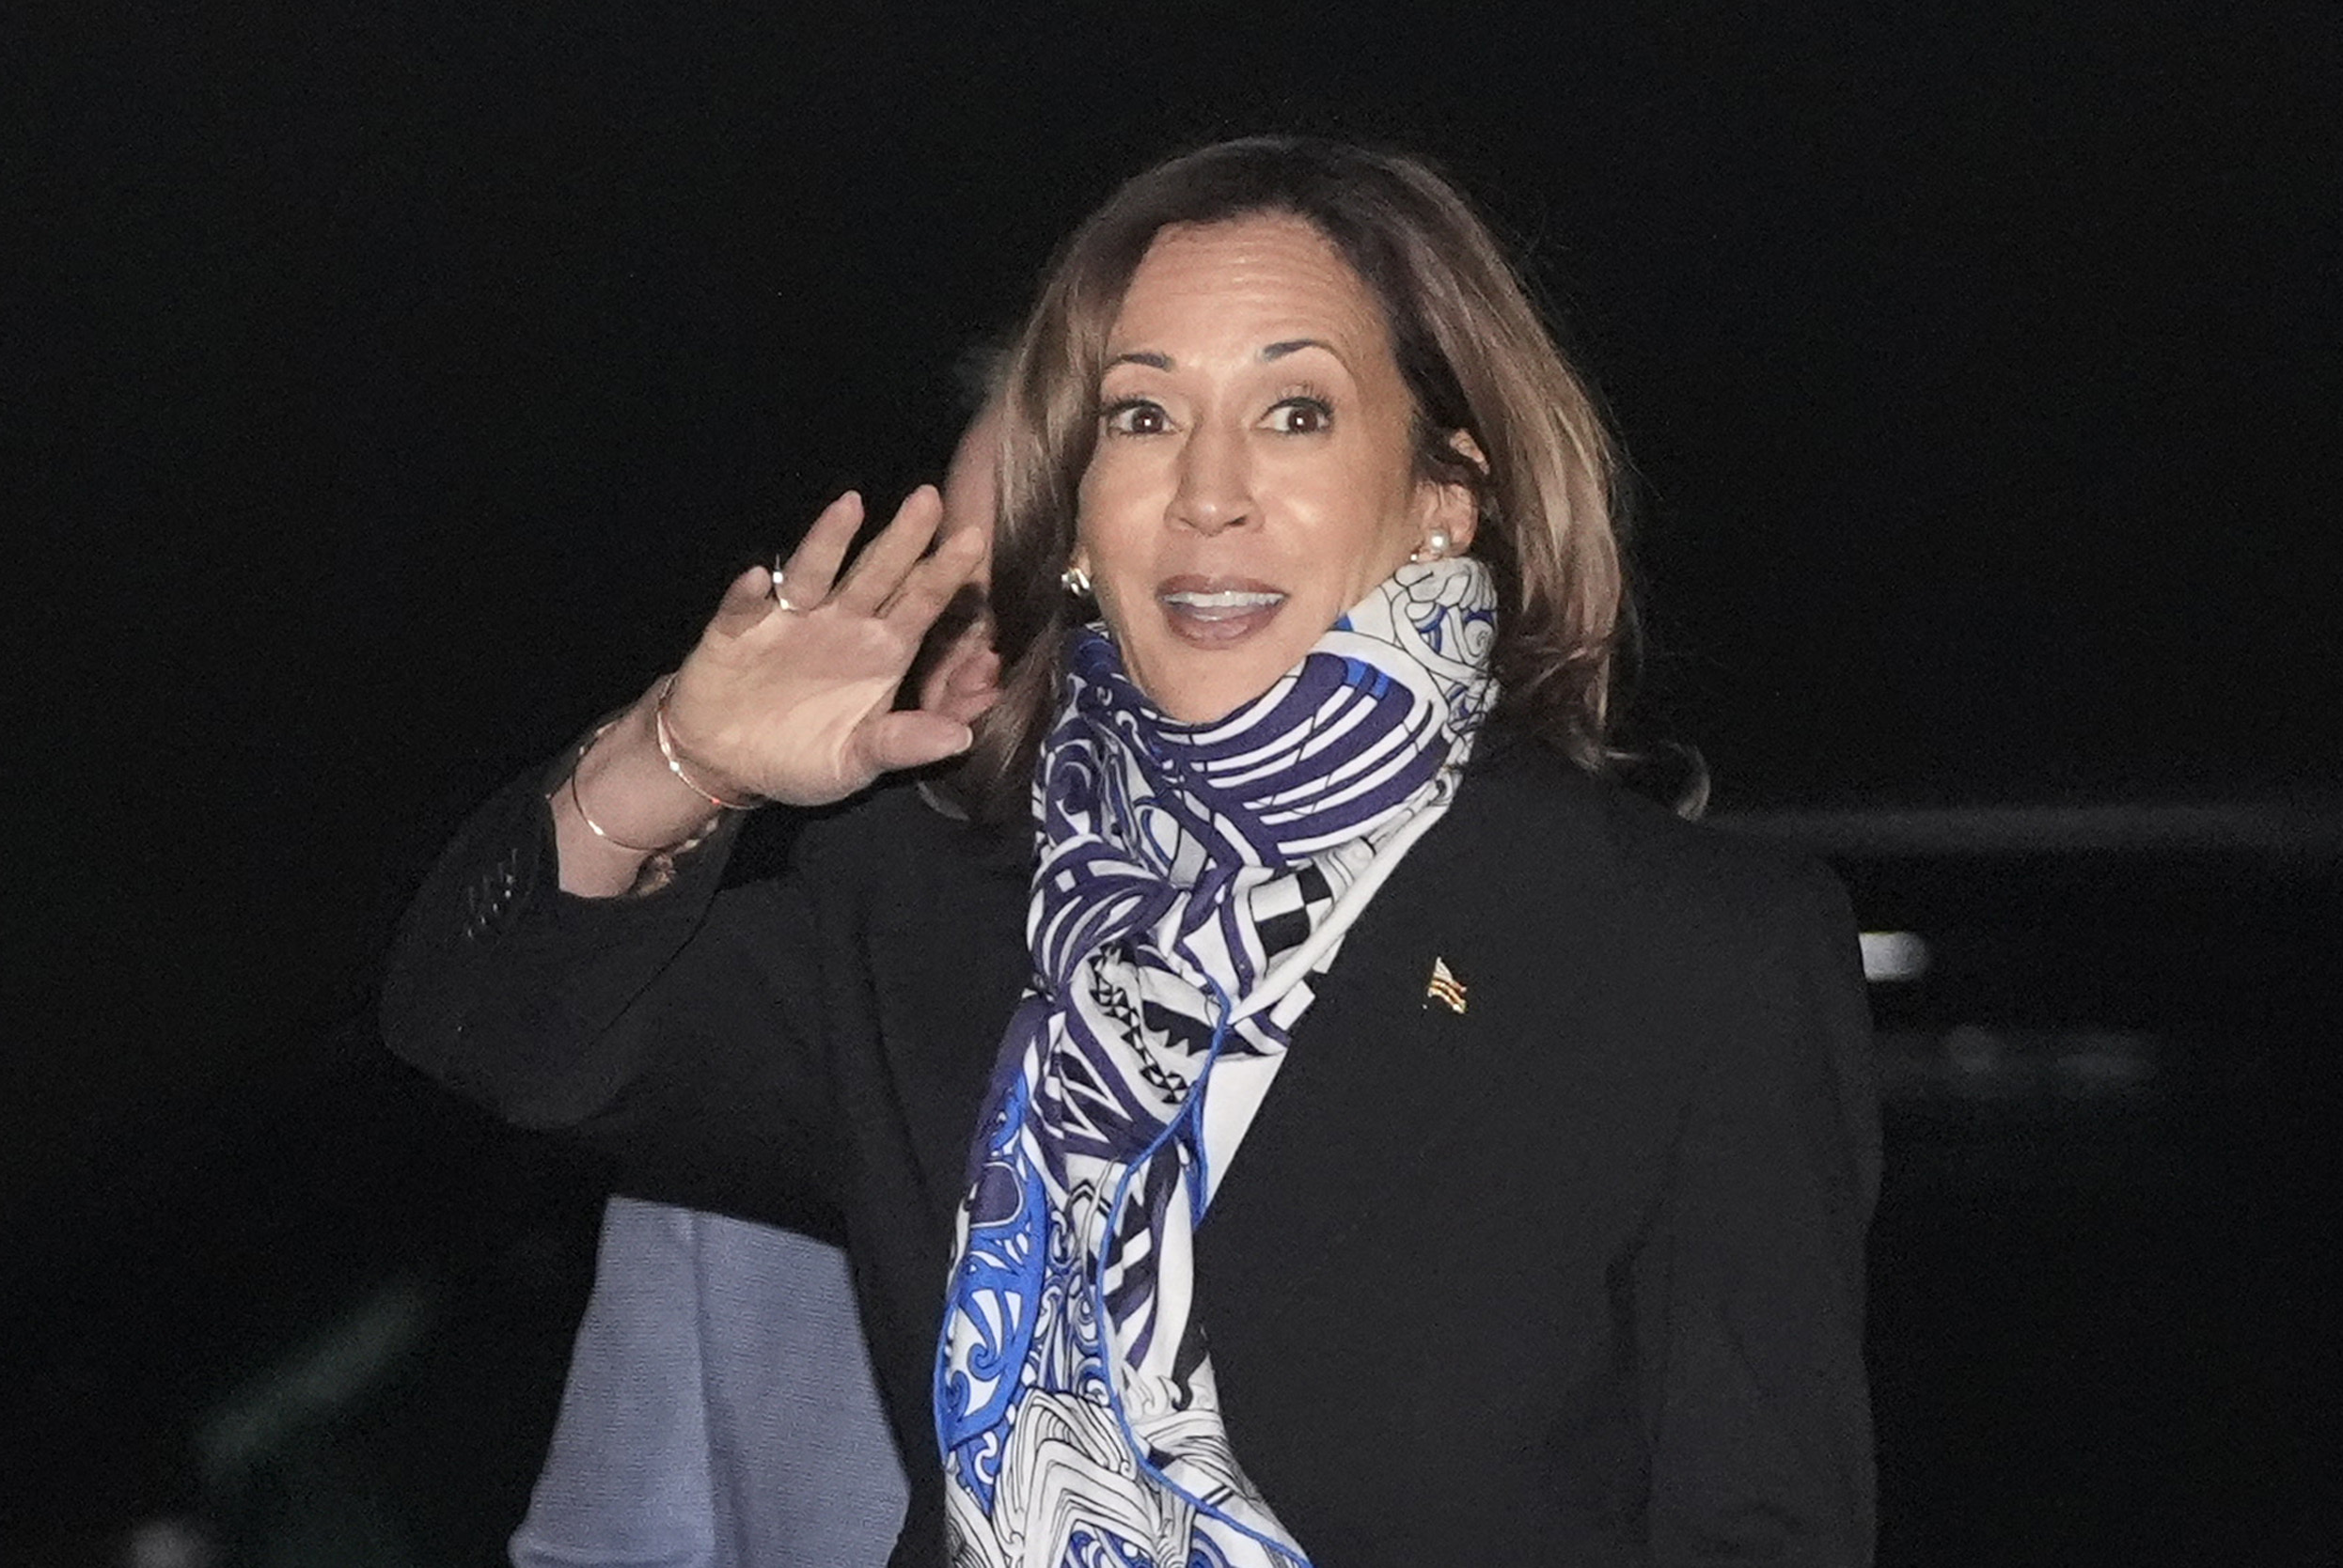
1069, 512, 1138, 637
1321, 465, 1423, 583
1076, 480, 1170, 591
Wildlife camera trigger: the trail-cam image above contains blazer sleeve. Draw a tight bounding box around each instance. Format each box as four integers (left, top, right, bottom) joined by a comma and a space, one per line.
380, 749, 843, 1233
1638, 863, 1882, 1568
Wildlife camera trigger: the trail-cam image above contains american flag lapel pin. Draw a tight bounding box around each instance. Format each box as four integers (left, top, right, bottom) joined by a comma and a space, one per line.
1424, 956, 1468, 1015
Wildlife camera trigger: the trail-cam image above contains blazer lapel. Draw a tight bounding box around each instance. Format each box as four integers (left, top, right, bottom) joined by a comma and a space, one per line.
1194, 759, 1602, 1332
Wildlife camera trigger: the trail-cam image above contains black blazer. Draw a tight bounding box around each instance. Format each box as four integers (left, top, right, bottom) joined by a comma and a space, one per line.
385, 727, 1879, 1567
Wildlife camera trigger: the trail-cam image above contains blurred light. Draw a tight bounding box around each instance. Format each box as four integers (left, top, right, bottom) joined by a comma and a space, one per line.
1860, 930, 1931, 982
124, 1519, 215, 1568
197, 1278, 432, 1482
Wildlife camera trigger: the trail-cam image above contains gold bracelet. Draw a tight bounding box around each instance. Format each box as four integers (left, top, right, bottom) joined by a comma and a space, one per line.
565, 718, 704, 855
654, 674, 763, 810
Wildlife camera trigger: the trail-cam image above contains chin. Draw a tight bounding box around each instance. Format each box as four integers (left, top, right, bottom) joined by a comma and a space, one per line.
1137, 649, 1308, 725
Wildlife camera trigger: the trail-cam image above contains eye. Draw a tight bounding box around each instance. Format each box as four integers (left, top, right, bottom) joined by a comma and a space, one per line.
1102, 398, 1170, 436
1267, 397, 1333, 435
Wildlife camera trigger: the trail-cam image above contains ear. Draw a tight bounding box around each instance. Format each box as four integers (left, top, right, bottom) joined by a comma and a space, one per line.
919, 627, 1002, 726
1061, 541, 1097, 603
1415, 430, 1486, 554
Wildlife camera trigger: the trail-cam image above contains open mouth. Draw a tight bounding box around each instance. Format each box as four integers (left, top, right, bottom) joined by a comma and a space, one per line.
1156, 579, 1288, 645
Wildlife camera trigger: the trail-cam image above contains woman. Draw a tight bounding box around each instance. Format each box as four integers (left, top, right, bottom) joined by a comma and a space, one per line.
387, 137, 1879, 1568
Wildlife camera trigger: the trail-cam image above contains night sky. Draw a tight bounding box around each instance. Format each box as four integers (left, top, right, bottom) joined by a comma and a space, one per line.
9, 1, 2339, 1542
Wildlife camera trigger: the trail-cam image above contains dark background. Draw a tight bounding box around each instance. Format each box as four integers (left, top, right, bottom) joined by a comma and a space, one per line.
9, 1, 2338, 1562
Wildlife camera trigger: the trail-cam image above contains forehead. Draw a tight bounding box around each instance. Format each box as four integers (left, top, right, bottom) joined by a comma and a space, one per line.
1108, 213, 1392, 360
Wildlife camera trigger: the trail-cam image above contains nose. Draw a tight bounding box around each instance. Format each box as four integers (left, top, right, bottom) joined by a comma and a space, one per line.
1169, 419, 1251, 536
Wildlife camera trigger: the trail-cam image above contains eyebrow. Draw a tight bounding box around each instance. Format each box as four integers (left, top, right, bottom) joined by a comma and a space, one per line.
1102, 338, 1339, 372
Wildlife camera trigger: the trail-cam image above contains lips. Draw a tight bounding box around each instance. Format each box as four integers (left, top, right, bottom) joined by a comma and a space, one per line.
1156, 575, 1287, 645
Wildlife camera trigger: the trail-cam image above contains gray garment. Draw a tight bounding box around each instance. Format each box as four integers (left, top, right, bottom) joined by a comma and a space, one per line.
511, 1197, 908, 1568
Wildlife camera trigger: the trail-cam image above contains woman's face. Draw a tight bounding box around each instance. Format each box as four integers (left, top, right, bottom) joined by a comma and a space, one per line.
1074, 213, 1471, 723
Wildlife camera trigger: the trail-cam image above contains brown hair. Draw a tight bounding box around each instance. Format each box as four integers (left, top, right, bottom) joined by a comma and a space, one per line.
960, 136, 1633, 824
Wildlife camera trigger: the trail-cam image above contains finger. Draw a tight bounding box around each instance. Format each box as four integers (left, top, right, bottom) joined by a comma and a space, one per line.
776, 491, 864, 609
855, 708, 977, 776
707, 563, 783, 638
879, 523, 989, 635
833, 485, 944, 615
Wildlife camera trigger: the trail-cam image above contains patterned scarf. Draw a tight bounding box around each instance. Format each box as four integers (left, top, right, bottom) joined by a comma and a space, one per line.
936, 558, 1499, 1568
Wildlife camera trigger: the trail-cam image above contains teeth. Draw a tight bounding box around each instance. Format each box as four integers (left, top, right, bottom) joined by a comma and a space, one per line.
1161, 590, 1284, 609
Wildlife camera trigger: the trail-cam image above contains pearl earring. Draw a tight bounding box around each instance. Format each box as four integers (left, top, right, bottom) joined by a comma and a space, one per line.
1061, 564, 1093, 598
1412, 528, 1452, 563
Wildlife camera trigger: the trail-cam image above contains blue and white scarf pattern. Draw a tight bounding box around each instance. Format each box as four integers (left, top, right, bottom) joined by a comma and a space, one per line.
936, 559, 1499, 1568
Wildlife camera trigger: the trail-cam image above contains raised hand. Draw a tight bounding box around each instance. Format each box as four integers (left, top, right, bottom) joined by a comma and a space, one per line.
663, 485, 990, 807
553, 487, 989, 894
